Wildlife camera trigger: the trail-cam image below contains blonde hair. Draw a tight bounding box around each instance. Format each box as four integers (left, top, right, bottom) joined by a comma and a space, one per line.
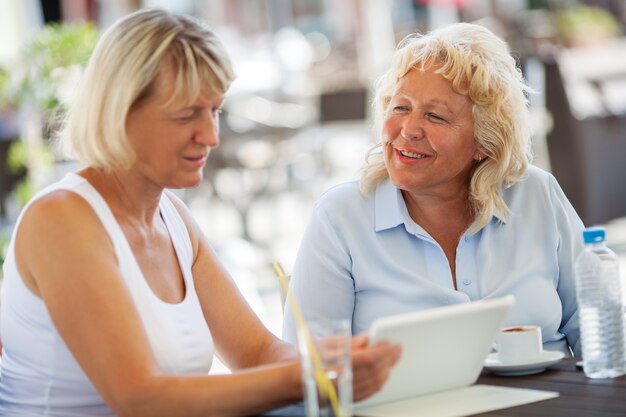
58, 8, 235, 170
361, 23, 533, 234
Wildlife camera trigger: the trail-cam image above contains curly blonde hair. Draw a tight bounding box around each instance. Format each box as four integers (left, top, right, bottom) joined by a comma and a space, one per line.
58, 8, 235, 170
360, 23, 533, 234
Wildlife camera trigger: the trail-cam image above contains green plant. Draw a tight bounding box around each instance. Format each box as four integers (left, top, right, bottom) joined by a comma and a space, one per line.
0, 22, 97, 207
0, 67, 11, 112
556, 5, 622, 47
6, 139, 53, 206
4, 21, 98, 114
0, 232, 9, 277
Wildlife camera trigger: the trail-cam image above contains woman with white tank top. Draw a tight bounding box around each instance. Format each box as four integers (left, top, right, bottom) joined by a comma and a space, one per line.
0, 9, 401, 417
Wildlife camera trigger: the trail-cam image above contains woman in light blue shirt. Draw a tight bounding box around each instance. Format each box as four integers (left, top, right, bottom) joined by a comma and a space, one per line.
283, 23, 583, 357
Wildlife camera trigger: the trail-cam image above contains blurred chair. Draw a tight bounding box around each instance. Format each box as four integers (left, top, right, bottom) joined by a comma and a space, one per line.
319, 88, 368, 122
544, 39, 626, 225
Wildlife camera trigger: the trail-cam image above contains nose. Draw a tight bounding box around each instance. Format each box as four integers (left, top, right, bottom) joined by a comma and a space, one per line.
401, 112, 425, 140
195, 113, 220, 148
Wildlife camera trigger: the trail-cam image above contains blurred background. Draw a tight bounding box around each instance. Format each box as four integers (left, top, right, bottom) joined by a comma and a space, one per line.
2, 0, 626, 350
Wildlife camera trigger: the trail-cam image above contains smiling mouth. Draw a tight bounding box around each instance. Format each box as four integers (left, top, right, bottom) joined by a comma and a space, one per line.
399, 150, 428, 159
185, 155, 207, 161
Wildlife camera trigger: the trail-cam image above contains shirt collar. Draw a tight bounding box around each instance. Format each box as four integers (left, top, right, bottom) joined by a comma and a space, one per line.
374, 177, 507, 234
374, 177, 405, 232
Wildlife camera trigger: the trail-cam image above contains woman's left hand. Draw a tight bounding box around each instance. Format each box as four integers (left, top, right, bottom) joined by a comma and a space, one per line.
350, 333, 402, 401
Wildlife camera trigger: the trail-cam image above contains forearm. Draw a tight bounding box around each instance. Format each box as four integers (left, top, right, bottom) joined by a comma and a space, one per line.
112, 360, 302, 417
255, 338, 299, 366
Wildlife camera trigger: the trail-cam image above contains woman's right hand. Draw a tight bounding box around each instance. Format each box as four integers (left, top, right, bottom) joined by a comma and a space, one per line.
350, 333, 402, 401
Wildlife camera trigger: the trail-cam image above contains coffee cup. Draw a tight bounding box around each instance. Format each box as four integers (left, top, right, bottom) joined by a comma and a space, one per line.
496, 325, 543, 363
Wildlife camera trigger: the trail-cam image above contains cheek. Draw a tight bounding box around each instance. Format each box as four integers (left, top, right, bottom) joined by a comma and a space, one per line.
382, 141, 394, 164
381, 117, 399, 142
460, 132, 478, 155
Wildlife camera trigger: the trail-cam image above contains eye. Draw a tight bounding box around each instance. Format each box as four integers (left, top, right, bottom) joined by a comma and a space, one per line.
173, 108, 199, 122
391, 105, 410, 113
427, 112, 446, 123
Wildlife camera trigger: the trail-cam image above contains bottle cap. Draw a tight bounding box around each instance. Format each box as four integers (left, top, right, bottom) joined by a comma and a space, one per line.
583, 227, 606, 243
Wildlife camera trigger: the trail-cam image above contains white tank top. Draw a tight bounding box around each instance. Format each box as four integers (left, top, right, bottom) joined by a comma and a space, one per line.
0, 173, 214, 416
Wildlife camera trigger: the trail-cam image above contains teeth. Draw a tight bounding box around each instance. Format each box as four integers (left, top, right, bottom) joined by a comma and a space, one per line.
400, 150, 426, 159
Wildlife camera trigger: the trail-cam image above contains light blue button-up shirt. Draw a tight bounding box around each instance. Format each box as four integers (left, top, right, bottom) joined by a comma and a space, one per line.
283, 165, 583, 356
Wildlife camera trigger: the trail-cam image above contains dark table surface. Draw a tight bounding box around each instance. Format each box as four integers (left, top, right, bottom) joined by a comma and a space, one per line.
473, 358, 626, 417
263, 358, 626, 417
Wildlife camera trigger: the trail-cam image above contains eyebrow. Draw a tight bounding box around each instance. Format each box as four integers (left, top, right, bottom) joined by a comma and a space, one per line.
168, 96, 225, 112
395, 93, 456, 114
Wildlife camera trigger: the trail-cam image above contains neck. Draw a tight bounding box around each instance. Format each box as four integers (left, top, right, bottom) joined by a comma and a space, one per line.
402, 188, 473, 229
80, 167, 163, 226
402, 187, 473, 290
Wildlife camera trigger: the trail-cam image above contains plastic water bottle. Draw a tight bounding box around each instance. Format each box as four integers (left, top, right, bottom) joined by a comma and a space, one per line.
574, 227, 626, 378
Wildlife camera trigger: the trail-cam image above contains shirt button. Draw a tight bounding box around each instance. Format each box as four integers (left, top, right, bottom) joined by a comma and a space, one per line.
462, 279, 472, 286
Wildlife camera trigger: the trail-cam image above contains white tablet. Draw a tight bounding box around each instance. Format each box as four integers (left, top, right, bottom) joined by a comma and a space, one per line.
356, 295, 515, 409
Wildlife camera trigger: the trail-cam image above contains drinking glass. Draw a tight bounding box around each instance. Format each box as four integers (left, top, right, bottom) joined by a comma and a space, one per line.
297, 319, 352, 417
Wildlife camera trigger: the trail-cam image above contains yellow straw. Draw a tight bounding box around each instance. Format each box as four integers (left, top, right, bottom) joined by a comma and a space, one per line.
272, 262, 343, 417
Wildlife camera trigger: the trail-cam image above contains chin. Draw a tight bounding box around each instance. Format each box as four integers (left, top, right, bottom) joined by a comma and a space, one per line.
388, 171, 418, 189
169, 174, 203, 190
184, 178, 203, 189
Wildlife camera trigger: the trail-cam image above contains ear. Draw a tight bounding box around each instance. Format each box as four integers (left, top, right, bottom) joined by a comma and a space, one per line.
473, 151, 486, 163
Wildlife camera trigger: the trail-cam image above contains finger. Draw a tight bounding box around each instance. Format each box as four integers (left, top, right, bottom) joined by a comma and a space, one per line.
351, 333, 368, 349
351, 344, 402, 401
353, 342, 401, 372
352, 365, 394, 401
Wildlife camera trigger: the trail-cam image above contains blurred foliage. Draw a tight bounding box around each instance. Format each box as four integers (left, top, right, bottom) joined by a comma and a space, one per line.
6, 140, 28, 175
0, 232, 9, 276
556, 5, 622, 46
6, 140, 54, 207
0, 21, 98, 114
0, 22, 97, 210
0, 67, 11, 112
527, 0, 550, 10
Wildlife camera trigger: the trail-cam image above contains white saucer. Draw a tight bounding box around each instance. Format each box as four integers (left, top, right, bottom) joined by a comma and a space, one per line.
483, 351, 565, 376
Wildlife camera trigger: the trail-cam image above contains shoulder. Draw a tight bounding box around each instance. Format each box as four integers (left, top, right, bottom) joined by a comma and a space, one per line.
314, 180, 368, 212
163, 189, 197, 233
18, 172, 113, 234
15, 189, 116, 285
307, 180, 376, 236
16, 171, 126, 251
520, 165, 554, 186
163, 190, 202, 254
504, 165, 579, 221
21, 188, 102, 232
508, 165, 558, 198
